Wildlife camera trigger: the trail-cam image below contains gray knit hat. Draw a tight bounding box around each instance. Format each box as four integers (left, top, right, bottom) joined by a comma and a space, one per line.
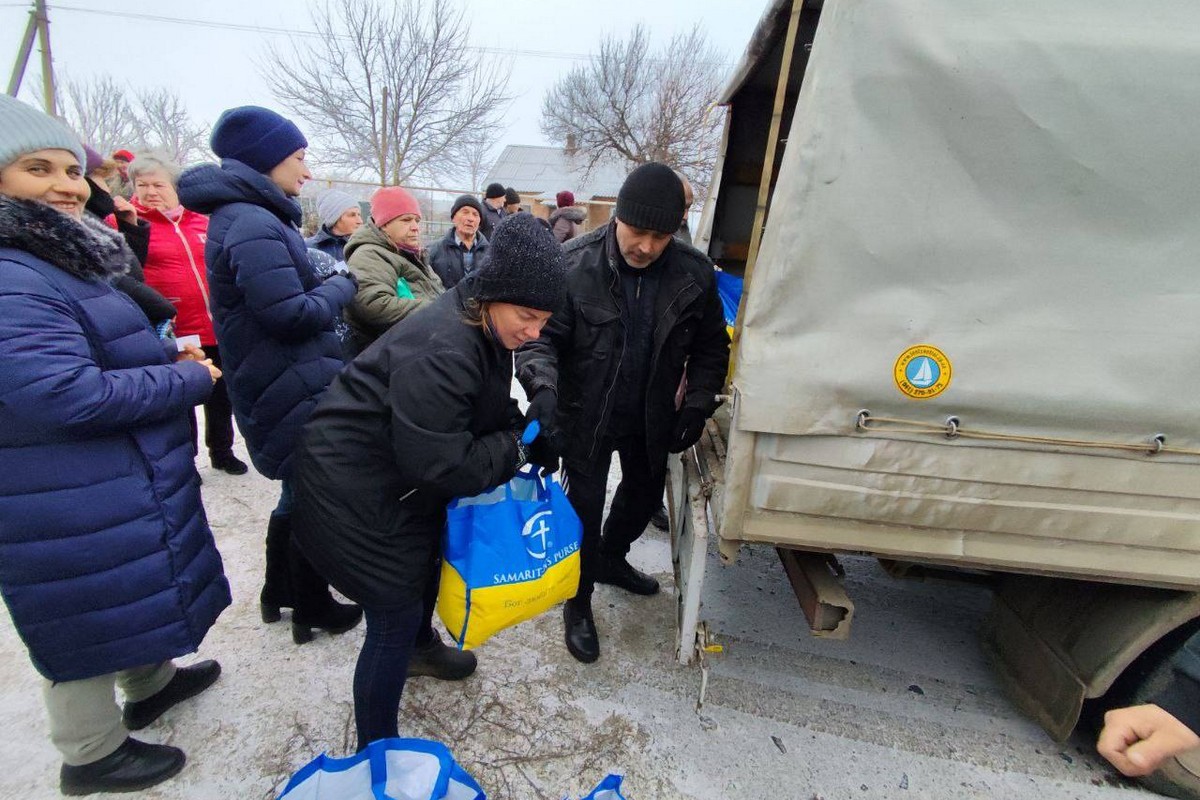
0, 94, 85, 170
315, 189, 358, 228
473, 213, 567, 312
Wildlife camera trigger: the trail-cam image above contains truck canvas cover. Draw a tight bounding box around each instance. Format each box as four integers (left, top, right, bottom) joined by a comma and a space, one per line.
725, 0, 1200, 588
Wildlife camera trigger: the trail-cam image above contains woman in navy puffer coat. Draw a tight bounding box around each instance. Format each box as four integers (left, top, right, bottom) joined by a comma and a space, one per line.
0, 94, 229, 795
176, 105, 361, 644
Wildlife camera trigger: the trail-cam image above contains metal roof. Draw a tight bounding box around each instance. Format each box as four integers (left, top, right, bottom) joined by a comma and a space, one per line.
483, 145, 629, 201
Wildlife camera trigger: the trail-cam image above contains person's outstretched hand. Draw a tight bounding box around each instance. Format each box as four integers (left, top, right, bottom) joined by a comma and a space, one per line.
1097, 704, 1200, 777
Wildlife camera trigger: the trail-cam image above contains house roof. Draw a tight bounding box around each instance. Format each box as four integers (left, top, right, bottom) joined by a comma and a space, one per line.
484, 145, 629, 202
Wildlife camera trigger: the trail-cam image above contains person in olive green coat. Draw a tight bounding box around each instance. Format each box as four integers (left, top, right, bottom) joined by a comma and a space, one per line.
344, 186, 445, 352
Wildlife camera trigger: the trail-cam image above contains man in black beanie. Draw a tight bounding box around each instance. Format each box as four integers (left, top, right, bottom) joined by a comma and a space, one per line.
517, 161, 730, 663
480, 181, 507, 240
427, 193, 490, 289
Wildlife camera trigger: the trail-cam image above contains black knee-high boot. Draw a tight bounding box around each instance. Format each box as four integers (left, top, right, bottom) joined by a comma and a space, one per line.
289, 538, 363, 645
260, 513, 294, 623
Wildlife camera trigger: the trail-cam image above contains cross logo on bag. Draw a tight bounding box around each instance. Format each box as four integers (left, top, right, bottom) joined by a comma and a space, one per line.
522, 511, 552, 559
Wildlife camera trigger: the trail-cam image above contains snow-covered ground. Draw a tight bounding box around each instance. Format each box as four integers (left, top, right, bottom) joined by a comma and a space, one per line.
0, 427, 1158, 799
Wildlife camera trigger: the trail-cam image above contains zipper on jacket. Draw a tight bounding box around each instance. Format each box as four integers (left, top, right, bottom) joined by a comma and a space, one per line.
586, 257, 627, 463
645, 280, 699, 453
171, 217, 213, 322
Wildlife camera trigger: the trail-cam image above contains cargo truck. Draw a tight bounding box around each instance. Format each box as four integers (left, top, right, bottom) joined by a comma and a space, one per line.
669, 2, 1200, 796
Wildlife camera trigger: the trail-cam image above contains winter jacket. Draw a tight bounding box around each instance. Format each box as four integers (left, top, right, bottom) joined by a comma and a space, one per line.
426, 227, 490, 289
84, 181, 177, 327
306, 225, 349, 263
82, 211, 178, 328
177, 159, 358, 480
292, 280, 524, 608
549, 206, 586, 244
0, 197, 230, 682
1154, 629, 1200, 735
516, 221, 730, 476
344, 221, 445, 351
132, 200, 216, 345
479, 201, 505, 240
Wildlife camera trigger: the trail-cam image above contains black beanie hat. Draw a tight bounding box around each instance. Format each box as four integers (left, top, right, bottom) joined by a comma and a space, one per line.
615, 162, 686, 234
504, 187, 521, 205
450, 194, 484, 219
473, 213, 567, 312
484, 182, 506, 200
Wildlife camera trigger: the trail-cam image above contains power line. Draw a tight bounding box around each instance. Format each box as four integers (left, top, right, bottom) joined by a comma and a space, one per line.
44, 4, 600, 62
40, 4, 732, 68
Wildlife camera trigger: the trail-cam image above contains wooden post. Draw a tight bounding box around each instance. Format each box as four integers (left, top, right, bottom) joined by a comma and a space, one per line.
729, 0, 805, 369
6, 10, 38, 98
34, 0, 55, 115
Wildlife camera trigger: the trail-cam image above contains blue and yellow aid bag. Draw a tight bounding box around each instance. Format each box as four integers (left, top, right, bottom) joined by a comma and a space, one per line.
437, 465, 582, 650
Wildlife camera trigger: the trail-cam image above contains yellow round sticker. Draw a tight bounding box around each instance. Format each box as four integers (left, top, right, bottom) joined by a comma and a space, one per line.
894, 345, 952, 399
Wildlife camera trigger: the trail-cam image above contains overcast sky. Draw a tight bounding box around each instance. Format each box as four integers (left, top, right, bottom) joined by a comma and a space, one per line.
2, 0, 766, 174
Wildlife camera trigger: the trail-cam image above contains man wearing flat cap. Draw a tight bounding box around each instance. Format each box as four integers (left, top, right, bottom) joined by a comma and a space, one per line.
517, 162, 730, 663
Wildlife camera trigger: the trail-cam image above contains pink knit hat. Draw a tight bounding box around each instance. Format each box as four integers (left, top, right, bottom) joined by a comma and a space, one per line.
371, 186, 421, 227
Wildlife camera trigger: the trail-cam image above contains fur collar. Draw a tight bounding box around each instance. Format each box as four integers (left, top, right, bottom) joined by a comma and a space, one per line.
0, 196, 131, 280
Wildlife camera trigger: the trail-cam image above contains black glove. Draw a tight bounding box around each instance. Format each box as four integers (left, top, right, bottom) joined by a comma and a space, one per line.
525, 387, 557, 432
668, 407, 708, 453
526, 436, 560, 477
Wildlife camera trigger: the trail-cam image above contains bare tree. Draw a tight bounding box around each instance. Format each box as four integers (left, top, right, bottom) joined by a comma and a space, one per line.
59, 75, 210, 164
59, 75, 137, 156
134, 88, 210, 165
541, 24, 727, 190
454, 130, 497, 192
261, 0, 511, 186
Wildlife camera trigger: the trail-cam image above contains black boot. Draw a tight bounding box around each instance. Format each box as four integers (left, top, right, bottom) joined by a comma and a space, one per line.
210, 451, 248, 475
650, 504, 669, 531
408, 629, 477, 680
60, 738, 185, 796
563, 597, 599, 663
289, 540, 363, 644
597, 554, 660, 596
260, 514, 293, 623
122, 660, 221, 731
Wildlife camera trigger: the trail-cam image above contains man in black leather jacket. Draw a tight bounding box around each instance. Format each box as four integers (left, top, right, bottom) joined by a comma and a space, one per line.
517, 162, 730, 663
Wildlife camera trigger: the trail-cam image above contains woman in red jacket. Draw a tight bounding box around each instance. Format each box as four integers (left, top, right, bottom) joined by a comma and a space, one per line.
130, 152, 247, 475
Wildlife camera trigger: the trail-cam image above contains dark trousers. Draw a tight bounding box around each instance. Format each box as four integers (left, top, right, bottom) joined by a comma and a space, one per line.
352, 558, 440, 749
188, 344, 235, 457
564, 434, 667, 601
353, 601, 423, 749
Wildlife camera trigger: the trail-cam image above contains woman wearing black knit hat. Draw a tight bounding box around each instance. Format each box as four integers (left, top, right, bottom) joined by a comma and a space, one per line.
291, 212, 566, 750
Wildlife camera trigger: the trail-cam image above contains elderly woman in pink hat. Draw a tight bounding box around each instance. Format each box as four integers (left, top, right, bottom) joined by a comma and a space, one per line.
343, 186, 445, 353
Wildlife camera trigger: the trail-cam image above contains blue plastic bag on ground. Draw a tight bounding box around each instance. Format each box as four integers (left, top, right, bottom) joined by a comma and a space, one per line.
577, 774, 628, 800
277, 738, 485, 800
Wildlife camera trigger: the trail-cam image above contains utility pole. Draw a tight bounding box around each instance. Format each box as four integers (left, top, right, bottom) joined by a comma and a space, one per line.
35, 0, 56, 115
6, 0, 57, 116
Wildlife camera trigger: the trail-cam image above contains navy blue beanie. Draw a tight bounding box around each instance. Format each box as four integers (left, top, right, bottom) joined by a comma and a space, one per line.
473, 213, 567, 312
210, 106, 308, 174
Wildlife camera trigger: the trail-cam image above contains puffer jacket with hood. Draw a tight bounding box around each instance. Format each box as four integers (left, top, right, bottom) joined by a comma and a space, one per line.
0, 196, 230, 682
177, 159, 357, 480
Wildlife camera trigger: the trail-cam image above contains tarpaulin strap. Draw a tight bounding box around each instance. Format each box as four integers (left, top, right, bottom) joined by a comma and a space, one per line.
855, 410, 1200, 457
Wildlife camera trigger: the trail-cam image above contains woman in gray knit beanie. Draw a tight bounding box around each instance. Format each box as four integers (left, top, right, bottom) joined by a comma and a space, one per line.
0, 93, 230, 796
